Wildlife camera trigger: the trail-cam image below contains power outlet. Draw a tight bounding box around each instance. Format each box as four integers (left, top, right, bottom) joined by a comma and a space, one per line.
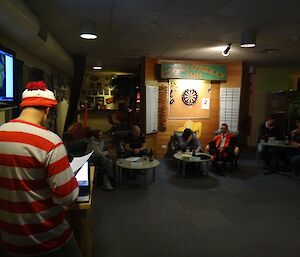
162, 145, 167, 149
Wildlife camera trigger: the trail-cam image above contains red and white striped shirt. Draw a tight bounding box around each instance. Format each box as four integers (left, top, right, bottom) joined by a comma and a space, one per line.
0, 119, 79, 256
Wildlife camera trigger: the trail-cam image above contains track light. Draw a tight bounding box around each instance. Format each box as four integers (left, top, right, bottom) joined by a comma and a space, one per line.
80, 20, 97, 40
222, 43, 231, 57
241, 31, 256, 48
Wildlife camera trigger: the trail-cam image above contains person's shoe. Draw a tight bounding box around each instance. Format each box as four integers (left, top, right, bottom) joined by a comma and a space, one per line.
217, 170, 226, 177
103, 175, 115, 191
103, 183, 114, 191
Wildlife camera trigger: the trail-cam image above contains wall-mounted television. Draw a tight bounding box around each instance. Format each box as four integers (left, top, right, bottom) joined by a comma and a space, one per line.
0, 47, 14, 103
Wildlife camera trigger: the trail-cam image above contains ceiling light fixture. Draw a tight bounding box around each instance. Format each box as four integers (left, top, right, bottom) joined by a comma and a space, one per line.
241, 31, 256, 48
222, 43, 231, 57
80, 20, 97, 40
93, 66, 102, 70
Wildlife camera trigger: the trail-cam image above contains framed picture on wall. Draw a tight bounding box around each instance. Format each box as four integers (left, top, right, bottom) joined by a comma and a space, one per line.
86, 96, 95, 110
95, 96, 104, 110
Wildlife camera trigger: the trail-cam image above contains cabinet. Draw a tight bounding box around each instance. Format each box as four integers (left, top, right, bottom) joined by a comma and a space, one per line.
267, 91, 300, 135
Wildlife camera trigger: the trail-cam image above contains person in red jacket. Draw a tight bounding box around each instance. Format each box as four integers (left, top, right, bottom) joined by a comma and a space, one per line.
0, 81, 81, 257
206, 123, 239, 175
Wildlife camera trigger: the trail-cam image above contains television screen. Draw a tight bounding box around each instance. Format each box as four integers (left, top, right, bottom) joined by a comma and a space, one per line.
0, 48, 14, 102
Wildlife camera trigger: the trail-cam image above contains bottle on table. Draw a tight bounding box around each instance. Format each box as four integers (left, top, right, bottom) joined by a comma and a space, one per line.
284, 135, 289, 145
264, 134, 269, 143
149, 148, 153, 161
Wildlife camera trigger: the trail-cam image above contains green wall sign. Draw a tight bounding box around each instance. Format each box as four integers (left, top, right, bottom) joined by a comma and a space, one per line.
161, 63, 227, 81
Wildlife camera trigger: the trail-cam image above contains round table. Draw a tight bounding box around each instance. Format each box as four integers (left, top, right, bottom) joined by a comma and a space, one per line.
116, 158, 160, 189
173, 152, 212, 178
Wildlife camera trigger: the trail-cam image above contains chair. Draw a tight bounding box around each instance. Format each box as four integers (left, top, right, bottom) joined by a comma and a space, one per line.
209, 132, 239, 169
106, 112, 121, 130
65, 122, 88, 157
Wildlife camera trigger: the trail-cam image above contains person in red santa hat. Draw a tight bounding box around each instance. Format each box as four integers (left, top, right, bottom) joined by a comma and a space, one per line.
0, 81, 82, 257
205, 123, 239, 176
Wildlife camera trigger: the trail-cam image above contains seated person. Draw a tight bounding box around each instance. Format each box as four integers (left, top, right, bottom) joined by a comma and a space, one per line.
259, 114, 281, 141
290, 117, 300, 147
205, 123, 239, 174
291, 154, 300, 176
178, 128, 201, 152
281, 117, 300, 170
124, 125, 148, 157
86, 129, 114, 191
258, 115, 281, 168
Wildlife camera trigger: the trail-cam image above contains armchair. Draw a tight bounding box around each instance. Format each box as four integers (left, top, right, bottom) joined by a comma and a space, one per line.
207, 131, 239, 169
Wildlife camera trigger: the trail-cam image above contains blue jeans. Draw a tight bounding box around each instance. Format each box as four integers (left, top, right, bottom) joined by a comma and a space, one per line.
292, 154, 300, 171
4, 235, 82, 257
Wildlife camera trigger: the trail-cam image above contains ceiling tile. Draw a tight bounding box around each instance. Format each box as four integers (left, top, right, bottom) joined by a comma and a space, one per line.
113, 0, 171, 11
111, 8, 161, 35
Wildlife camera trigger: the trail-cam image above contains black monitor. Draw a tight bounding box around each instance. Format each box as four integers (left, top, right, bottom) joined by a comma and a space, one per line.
0, 46, 15, 104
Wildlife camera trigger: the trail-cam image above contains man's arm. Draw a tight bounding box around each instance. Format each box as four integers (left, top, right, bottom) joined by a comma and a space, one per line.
138, 142, 147, 152
124, 142, 133, 152
46, 142, 79, 206
259, 123, 265, 139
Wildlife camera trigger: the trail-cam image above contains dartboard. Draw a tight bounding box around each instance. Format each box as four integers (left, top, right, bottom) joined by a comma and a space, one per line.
182, 89, 198, 106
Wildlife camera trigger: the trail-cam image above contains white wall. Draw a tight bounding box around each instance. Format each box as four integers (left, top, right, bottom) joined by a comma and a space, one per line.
56, 99, 69, 137
0, 33, 70, 132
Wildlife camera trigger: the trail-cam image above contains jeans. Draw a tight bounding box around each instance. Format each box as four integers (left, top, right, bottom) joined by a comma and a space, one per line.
4, 235, 82, 257
292, 154, 300, 174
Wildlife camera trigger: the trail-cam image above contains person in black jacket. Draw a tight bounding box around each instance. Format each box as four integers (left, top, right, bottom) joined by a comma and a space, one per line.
124, 125, 148, 157
258, 115, 281, 168
259, 114, 281, 140
178, 128, 201, 152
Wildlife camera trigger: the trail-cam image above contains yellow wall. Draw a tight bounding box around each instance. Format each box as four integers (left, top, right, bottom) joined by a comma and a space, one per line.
142, 58, 243, 159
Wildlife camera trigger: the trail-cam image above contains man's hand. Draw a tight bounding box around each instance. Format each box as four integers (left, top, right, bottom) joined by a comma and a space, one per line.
205, 145, 210, 152
133, 149, 140, 155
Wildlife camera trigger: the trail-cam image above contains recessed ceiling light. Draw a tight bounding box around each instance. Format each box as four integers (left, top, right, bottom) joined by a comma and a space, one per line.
80, 20, 97, 40
264, 48, 279, 54
93, 66, 102, 70
241, 31, 256, 48
80, 33, 97, 40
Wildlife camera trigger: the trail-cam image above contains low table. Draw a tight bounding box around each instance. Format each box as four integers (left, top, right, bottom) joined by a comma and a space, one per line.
173, 152, 212, 178
116, 158, 160, 189
259, 140, 300, 177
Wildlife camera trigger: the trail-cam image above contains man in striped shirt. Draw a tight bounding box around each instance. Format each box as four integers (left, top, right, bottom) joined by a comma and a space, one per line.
0, 81, 81, 256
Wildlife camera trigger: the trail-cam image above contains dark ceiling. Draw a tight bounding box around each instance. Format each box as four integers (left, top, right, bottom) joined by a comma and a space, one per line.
14, 0, 300, 72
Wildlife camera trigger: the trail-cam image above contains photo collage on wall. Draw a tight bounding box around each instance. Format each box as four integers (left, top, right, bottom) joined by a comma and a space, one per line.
81, 74, 116, 111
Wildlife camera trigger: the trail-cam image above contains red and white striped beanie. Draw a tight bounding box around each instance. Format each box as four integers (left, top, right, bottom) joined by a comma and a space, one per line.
20, 81, 57, 108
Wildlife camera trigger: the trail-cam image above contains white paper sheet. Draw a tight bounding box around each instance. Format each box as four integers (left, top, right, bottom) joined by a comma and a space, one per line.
201, 98, 210, 109
125, 157, 141, 162
70, 151, 94, 174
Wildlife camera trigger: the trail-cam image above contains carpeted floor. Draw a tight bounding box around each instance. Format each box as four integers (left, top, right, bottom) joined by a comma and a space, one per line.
92, 149, 300, 257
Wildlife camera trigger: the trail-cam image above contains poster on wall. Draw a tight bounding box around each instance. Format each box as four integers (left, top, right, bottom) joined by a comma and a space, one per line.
168, 79, 211, 119
201, 98, 210, 110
